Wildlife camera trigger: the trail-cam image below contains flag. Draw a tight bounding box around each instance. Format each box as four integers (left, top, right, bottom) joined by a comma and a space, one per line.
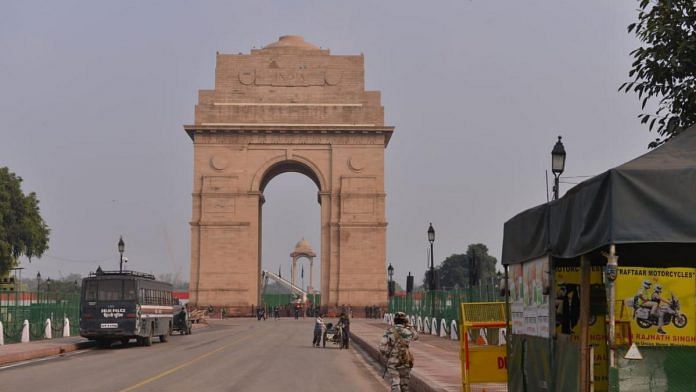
301, 265, 304, 278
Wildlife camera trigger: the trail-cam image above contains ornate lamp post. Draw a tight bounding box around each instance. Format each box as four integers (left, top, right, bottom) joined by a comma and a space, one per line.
427, 223, 435, 290
551, 136, 566, 200
46, 277, 52, 302
118, 236, 125, 273
36, 271, 42, 317
387, 263, 394, 297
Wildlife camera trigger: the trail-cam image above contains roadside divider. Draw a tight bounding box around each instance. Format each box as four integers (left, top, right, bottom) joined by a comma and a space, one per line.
450, 320, 458, 340
21, 320, 29, 343
63, 318, 71, 337
44, 319, 52, 339
439, 319, 448, 338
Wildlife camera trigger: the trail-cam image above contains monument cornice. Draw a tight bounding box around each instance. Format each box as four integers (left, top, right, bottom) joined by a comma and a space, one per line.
184, 124, 394, 146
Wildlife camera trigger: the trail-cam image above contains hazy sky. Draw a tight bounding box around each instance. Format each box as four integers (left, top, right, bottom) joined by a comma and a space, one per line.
1, 1, 655, 288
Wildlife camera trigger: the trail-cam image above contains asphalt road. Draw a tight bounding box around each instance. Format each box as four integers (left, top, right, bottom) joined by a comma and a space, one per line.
0, 318, 388, 392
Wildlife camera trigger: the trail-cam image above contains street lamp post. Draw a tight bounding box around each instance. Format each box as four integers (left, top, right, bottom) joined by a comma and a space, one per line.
118, 236, 125, 273
427, 223, 435, 290
551, 136, 567, 200
387, 263, 394, 298
36, 271, 42, 320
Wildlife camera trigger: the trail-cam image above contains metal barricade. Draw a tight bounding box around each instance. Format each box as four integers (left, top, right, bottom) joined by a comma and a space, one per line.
460, 302, 508, 392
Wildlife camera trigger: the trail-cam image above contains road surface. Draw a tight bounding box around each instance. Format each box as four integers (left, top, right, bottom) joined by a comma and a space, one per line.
0, 318, 388, 392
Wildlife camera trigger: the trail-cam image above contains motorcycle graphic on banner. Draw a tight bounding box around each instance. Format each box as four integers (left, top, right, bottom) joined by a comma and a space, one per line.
616, 267, 695, 346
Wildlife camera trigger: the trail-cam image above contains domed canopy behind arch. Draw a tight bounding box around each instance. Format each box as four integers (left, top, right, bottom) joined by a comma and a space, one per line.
291, 237, 316, 258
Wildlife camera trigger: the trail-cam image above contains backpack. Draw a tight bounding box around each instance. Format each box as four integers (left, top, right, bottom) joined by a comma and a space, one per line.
392, 327, 414, 368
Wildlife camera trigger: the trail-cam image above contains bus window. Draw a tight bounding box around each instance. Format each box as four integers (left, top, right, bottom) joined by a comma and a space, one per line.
98, 280, 122, 301
124, 281, 137, 300
84, 281, 98, 301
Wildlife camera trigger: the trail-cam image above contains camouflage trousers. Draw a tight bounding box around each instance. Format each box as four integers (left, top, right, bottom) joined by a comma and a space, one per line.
387, 366, 411, 392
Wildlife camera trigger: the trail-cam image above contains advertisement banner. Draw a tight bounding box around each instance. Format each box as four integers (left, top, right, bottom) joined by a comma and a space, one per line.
509, 264, 524, 334
615, 267, 696, 347
555, 266, 608, 390
510, 257, 550, 337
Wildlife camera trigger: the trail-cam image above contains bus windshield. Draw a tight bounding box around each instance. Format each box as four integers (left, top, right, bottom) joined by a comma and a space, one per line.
85, 279, 137, 301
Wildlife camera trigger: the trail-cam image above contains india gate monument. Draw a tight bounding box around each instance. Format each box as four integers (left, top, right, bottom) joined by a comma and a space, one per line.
185, 36, 394, 316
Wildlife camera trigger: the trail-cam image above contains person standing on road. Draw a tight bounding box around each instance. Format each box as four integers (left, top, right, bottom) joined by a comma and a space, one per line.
312, 315, 325, 347
379, 312, 418, 392
338, 312, 350, 349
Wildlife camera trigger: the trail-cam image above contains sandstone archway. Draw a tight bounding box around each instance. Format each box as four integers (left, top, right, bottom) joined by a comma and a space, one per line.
186, 35, 394, 316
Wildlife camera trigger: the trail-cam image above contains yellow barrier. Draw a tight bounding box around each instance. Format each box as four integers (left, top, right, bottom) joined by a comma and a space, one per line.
460, 302, 509, 392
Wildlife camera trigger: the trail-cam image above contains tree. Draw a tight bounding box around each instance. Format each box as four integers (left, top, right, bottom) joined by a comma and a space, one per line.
620, 0, 696, 147
422, 243, 498, 289
0, 167, 50, 276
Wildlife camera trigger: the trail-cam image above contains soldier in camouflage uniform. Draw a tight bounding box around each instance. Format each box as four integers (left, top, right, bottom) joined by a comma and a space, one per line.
379, 312, 418, 392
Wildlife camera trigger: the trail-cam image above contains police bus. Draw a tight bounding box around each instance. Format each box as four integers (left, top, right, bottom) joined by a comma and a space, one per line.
79, 268, 173, 347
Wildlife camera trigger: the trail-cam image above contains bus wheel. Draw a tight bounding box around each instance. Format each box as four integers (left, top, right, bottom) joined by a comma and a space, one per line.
141, 326, 153, 346
160, 322, 172, 342
96, 339, 110, 348
120, 338, 130, 346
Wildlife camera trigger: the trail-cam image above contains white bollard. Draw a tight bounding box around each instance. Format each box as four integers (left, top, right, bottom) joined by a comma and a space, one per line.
416, 316, 423, 332
21, 320, 30, 343
450, 320, 459, 340
63, 318, 71, 337
383, 313, 389, 323
498, 328, 507, 346
439, 319, 448, 338
0, 321, 4, 345
478, 328, 488, 345
430, 318, 438, 335
423, 317, 430, 334
44, 318, 52, 339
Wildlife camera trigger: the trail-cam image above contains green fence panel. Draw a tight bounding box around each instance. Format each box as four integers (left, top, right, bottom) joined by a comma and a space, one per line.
1, 290, 80, 344
388, 285, 503, 329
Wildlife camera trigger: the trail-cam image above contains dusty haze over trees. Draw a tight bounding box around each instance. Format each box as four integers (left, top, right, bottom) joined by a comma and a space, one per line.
423, 243, 498, 290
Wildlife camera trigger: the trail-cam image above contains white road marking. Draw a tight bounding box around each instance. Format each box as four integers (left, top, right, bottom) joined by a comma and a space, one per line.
0, 349, 90, 371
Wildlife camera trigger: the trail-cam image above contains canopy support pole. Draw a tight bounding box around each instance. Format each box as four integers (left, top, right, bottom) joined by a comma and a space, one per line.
579, 255, 591, 391
603, 245, 618, 368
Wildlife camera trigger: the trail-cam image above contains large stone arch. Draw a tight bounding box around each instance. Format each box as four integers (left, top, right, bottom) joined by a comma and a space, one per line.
252, 154, 327, 194
186, 36, 394, 316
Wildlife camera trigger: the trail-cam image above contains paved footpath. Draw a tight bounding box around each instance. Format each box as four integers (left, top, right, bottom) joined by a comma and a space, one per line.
350, 319, 462, 392
0, 335, 94, 366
